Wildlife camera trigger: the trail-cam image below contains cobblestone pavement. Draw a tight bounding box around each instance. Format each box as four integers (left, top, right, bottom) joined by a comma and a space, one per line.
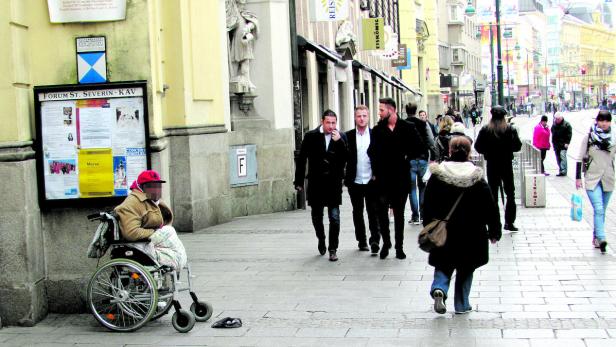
3, 122, 616, 346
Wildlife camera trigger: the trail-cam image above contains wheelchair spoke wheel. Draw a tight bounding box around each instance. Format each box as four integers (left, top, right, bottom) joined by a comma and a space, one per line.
88, 259, 158, 332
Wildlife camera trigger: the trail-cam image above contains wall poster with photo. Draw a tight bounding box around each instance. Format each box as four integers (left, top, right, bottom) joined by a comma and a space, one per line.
34, 81, 150, 209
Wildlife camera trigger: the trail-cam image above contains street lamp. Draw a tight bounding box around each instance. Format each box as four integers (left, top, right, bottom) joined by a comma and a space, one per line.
466, 0, 504, 106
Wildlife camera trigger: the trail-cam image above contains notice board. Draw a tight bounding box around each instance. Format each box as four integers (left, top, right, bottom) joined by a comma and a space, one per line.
34, 81, 150, 209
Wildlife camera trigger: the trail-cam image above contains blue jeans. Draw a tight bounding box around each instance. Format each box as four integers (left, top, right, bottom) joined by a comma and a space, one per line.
586, 182, 613, 241
409, 159, 428, 219
430, 267, 474, 312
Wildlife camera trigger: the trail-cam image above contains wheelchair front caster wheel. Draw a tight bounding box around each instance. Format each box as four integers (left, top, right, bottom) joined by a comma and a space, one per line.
172, 309, 196, 333
190, 301, 213, 322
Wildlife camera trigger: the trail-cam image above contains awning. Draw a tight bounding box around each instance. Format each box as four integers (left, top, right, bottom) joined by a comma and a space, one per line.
391, 76, 422, 96
297, 35, 348, 68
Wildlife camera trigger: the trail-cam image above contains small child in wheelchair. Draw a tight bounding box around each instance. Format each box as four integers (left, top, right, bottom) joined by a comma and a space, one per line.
114, 170, 187, 270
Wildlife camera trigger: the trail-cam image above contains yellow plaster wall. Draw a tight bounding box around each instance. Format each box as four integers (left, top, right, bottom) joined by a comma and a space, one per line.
423, 0, 440, 96
399, 0, 418, 89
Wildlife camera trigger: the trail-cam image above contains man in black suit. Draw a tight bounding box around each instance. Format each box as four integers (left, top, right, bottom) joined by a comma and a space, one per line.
345, 105, 380, 254
294, 110, 348, 261
368, 98, 424, 260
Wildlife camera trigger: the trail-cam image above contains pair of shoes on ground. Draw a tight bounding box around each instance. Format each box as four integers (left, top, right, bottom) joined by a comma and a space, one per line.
432, 289, 472, 315
408, 217, 422, 225
379, 246, 406, 260
593, 238, 608, 253
503, 223, 519, 232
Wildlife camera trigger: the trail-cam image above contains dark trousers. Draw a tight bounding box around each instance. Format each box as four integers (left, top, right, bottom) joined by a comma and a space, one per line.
375, 191, 408, 250
311, 205, 340, 251
486, 160, 516, 225
348, 182, 380, 247
540, 149, 547, 173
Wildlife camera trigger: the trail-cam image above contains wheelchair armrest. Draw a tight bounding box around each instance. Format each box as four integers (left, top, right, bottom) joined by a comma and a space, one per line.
110, 238, 151, 245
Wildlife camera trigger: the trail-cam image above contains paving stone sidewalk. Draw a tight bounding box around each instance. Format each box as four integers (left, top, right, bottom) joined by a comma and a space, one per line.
2, 175, 616, 346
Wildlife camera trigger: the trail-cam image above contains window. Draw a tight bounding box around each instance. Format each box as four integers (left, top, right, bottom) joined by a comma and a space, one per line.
453, 48, 460, 62
450, 5, 460, 22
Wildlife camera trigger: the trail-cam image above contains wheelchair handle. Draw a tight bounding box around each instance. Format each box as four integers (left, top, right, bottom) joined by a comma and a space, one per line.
87, 212, 103, 221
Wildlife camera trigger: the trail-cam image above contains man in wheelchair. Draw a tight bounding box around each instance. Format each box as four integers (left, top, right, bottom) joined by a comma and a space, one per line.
115, 169, 187, 270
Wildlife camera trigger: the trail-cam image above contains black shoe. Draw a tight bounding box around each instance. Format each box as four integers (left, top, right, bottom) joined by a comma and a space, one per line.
379, 247, 389, 259
370, 243, 380, 254
600, 241, 608, 254
395, 249, 406, 259
556, 173, 567, 176
358, 243, 369, 251
318, 240, 326, 255
408, 217, 419, 224
504, 223, 519, 232
329, 250, 338, 261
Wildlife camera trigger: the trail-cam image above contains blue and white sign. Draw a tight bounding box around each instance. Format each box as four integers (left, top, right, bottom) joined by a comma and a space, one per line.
76, 37, 107, 84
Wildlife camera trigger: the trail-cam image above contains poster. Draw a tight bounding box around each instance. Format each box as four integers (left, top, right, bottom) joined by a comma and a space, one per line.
35, 82, 149, 206
47, 0, 127, 23
78, 148, 114, 197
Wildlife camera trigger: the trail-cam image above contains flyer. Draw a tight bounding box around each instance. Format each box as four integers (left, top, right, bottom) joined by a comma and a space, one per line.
113, 156, 128, 196
112, 98, 145, 150
78, 148, 114, 198
126, 147, 147, 188
78, 100, 113, 149
41, 101, 79, 159
44, 159, 79, 199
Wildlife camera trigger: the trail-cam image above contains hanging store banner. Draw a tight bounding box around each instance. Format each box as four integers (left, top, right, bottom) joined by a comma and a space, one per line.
392, 44, 408, 68
377, 26, 399, 60
361, 17, 384, 50
47, 0, 126, 23
309, 0, 349, 22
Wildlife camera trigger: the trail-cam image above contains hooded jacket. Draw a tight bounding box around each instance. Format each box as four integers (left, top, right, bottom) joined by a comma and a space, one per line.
423, 161, 502, 270
533, 123, 551, 150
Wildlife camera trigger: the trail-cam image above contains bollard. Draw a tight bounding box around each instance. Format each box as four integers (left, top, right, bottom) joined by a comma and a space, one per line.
524, 173, 546, 207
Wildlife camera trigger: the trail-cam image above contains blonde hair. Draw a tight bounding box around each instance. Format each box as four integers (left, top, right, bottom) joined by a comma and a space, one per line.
438, 115, 454, 133
354, 104, 369, 113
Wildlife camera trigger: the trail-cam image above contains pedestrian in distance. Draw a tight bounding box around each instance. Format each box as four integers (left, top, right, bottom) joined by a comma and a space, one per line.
474, 105, 522, 232
294, 110, 348, 261
368, 97, 425, 259
424, 136, 501, 315
420, 110, 439, 138
575, 110, 616, 254
404, 102, 437, 225
551, 112, 572, 176
533, 115, 551, 175
435, 115, 454, 162
345, 105, 380, 254
450, 122, 473, 145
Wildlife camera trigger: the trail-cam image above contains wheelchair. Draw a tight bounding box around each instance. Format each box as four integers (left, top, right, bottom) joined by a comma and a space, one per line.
86, 211, 213, 332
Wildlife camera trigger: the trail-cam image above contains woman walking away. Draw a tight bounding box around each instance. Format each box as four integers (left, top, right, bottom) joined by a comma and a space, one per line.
575, 110, 616, 254
533, 115, 551, 175
424, 137, 501, 314
474, 106, 523, 231
435, 115, 454, 162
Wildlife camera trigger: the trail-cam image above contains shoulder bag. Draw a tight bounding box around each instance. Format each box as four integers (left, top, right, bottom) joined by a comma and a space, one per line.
418, 191, 465, 253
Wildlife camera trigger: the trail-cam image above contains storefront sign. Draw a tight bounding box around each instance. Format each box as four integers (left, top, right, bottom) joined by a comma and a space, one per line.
392, 44, 409, 68
361, 18, 384, 50
309, 0, 349, 22
34, 82, 150, 208
47, 0, 126, 23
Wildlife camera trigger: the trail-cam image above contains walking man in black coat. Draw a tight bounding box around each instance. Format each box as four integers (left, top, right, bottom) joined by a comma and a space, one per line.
294, 110, 348, 261
345, 105, 380, 253
368, 98, 425, 259
551, 112, 572, 176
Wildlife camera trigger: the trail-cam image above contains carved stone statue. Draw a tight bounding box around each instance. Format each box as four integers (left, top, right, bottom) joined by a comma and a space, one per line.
226, 0, 259, 94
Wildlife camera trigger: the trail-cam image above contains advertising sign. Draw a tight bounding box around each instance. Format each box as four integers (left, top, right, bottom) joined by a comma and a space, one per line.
361, 17, 384, 50
392, 44, 408, 68
47, 0, 127, 23
309, 0, 349, 22
34, 81, 150, 209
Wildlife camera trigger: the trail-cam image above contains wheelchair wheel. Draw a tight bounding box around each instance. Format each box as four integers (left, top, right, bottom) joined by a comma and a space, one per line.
87, 258, 158, 332
172, 309, 195, 333
151, 294, 174, 320
190, 300, 213, 322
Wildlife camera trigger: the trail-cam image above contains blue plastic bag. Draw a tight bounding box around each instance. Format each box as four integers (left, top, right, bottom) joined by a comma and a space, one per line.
571, 192, 583, 221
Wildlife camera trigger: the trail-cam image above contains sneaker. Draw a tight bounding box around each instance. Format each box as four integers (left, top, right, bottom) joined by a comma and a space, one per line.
379, 247, 389, 259
455, 308, 473, 314
395, 249, 406, 259
318, 240, 326, 256
409, 217, 419, 225
503, 223, 519, 232
370, 242, 380, 254
358, 243, 369, 251
433, 289, 447, 314
600, 241, 608, 254
593, 238, 601, 248
329, 250, 338, 261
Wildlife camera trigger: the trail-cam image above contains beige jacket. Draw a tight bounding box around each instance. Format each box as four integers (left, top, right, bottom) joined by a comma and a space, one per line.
575, 132, 616, 191
114, 190, 173, 241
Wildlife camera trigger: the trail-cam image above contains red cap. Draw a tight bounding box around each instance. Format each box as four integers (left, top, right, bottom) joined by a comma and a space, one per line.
137, 170, 166, 185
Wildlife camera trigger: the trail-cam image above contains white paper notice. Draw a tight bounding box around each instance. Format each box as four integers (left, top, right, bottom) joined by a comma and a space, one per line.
44, 158, 79, 199
41, 101, 79, 159
112, 98, 146, 151
126, 148, 147, 186
79, 106, 113, 148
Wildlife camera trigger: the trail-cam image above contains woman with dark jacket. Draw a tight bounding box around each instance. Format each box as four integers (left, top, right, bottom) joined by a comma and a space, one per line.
474, 105, 522, 231
423, 136, 502, 314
